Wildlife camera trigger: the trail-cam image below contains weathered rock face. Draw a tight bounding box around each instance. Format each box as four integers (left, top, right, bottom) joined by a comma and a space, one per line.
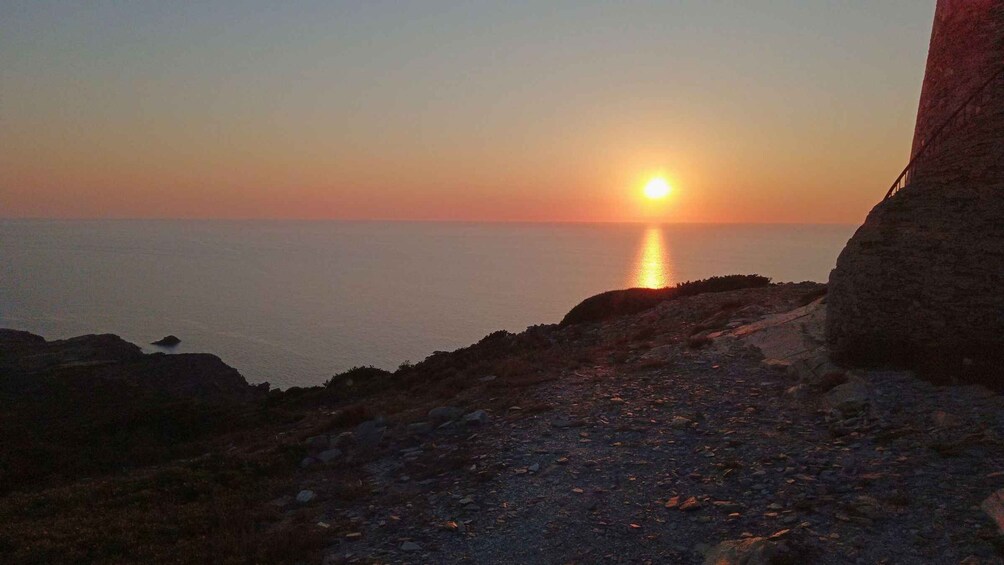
827, 0, 1004, 383
0, 329, 265, 401
827, 181, 1004, 380
0, 330, 143, 374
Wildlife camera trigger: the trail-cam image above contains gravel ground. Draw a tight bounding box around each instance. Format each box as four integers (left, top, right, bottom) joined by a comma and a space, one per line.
317, 287, 1004, 564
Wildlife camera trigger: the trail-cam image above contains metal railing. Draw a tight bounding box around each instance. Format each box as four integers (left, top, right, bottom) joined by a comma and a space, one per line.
885, 65, 1004, 200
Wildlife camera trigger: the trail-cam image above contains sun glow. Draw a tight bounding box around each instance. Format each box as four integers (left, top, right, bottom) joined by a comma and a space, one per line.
643, 177, 671, 200
632, 226, 673, 289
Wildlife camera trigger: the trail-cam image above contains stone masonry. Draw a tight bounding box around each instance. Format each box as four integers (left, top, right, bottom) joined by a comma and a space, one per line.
827, 0, 1004, 383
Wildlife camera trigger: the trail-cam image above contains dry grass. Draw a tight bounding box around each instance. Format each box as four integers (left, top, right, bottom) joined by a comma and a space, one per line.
0, 453, 330, 565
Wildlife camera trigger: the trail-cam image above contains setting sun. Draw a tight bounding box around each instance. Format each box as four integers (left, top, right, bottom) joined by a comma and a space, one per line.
643, 177, 672, 200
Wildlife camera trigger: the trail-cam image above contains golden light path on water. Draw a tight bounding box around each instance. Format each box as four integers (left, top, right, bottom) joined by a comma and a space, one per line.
632, 226, 673, 289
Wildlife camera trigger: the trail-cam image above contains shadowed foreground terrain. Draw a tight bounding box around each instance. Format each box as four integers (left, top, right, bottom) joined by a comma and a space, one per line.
2, 280, 1004, 564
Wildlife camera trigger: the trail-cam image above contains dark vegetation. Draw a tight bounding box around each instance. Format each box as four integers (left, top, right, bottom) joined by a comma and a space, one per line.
560, 274, 771, 326
0, 373, 257, 492
0, 454, 328, 565
0, 322, 592, 564
796, 284, 829, 307
0, 331, 328, 563
0, 331, 266, 493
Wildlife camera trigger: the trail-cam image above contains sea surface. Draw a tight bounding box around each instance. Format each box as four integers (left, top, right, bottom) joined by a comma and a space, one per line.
1, 220, 855, 388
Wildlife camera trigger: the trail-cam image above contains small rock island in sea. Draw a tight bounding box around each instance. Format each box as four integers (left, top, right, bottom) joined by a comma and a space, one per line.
151, 334, 181, 347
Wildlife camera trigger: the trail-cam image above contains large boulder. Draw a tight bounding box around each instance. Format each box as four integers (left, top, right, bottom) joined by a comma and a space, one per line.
827, 0, 1004, 385
354, 419, 386, 449
827, 181, 1004, 385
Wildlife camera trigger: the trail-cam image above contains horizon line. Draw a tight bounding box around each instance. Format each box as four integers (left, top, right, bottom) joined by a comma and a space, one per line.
0, 216, 859, 227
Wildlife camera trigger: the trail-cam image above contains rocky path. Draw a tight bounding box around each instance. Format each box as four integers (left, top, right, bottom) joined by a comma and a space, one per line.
313, 293, 1004, 564
418, 345, 1002, 564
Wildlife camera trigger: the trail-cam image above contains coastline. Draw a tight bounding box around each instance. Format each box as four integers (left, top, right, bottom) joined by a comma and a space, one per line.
3, 280, 1003, 564
0, 220, 855, 388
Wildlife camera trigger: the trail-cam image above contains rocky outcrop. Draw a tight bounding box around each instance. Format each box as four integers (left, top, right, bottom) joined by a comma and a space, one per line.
560, 275, 771, 326
560, 287, 680, 326
98, 352, 264, 401
0, 330, 265, 401
0, 329, 45, 346
826, 181, 1004, 384
0, 329, 267, 492
0, 330, 143, 375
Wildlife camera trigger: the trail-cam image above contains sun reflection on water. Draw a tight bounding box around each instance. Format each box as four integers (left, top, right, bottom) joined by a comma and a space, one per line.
632, 226, 673, 289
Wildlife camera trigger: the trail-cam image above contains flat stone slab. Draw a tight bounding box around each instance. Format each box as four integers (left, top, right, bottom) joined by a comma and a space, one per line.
712, 298, 826, 362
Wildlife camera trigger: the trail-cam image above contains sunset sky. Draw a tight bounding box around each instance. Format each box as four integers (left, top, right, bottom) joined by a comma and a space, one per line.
2, 1, 936, 224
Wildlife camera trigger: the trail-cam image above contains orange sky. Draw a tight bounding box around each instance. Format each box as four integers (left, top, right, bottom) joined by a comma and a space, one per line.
0, 2, 936, 224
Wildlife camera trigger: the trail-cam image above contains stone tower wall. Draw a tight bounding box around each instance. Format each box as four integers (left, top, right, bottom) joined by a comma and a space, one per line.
826, 0, 1004, 383
909, 0, 1004, 187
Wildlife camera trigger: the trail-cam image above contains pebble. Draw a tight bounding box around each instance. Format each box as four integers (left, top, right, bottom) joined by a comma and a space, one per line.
400, 541, 422, 552
679, 497, 702, 511
464, 410, 491, 425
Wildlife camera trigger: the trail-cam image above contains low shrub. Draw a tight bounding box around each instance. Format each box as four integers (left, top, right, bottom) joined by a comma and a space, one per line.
560, 274, 771, 326
797, 285, 829, 307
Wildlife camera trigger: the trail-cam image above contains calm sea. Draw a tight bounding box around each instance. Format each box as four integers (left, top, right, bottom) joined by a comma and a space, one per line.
1, 220, 854, 388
